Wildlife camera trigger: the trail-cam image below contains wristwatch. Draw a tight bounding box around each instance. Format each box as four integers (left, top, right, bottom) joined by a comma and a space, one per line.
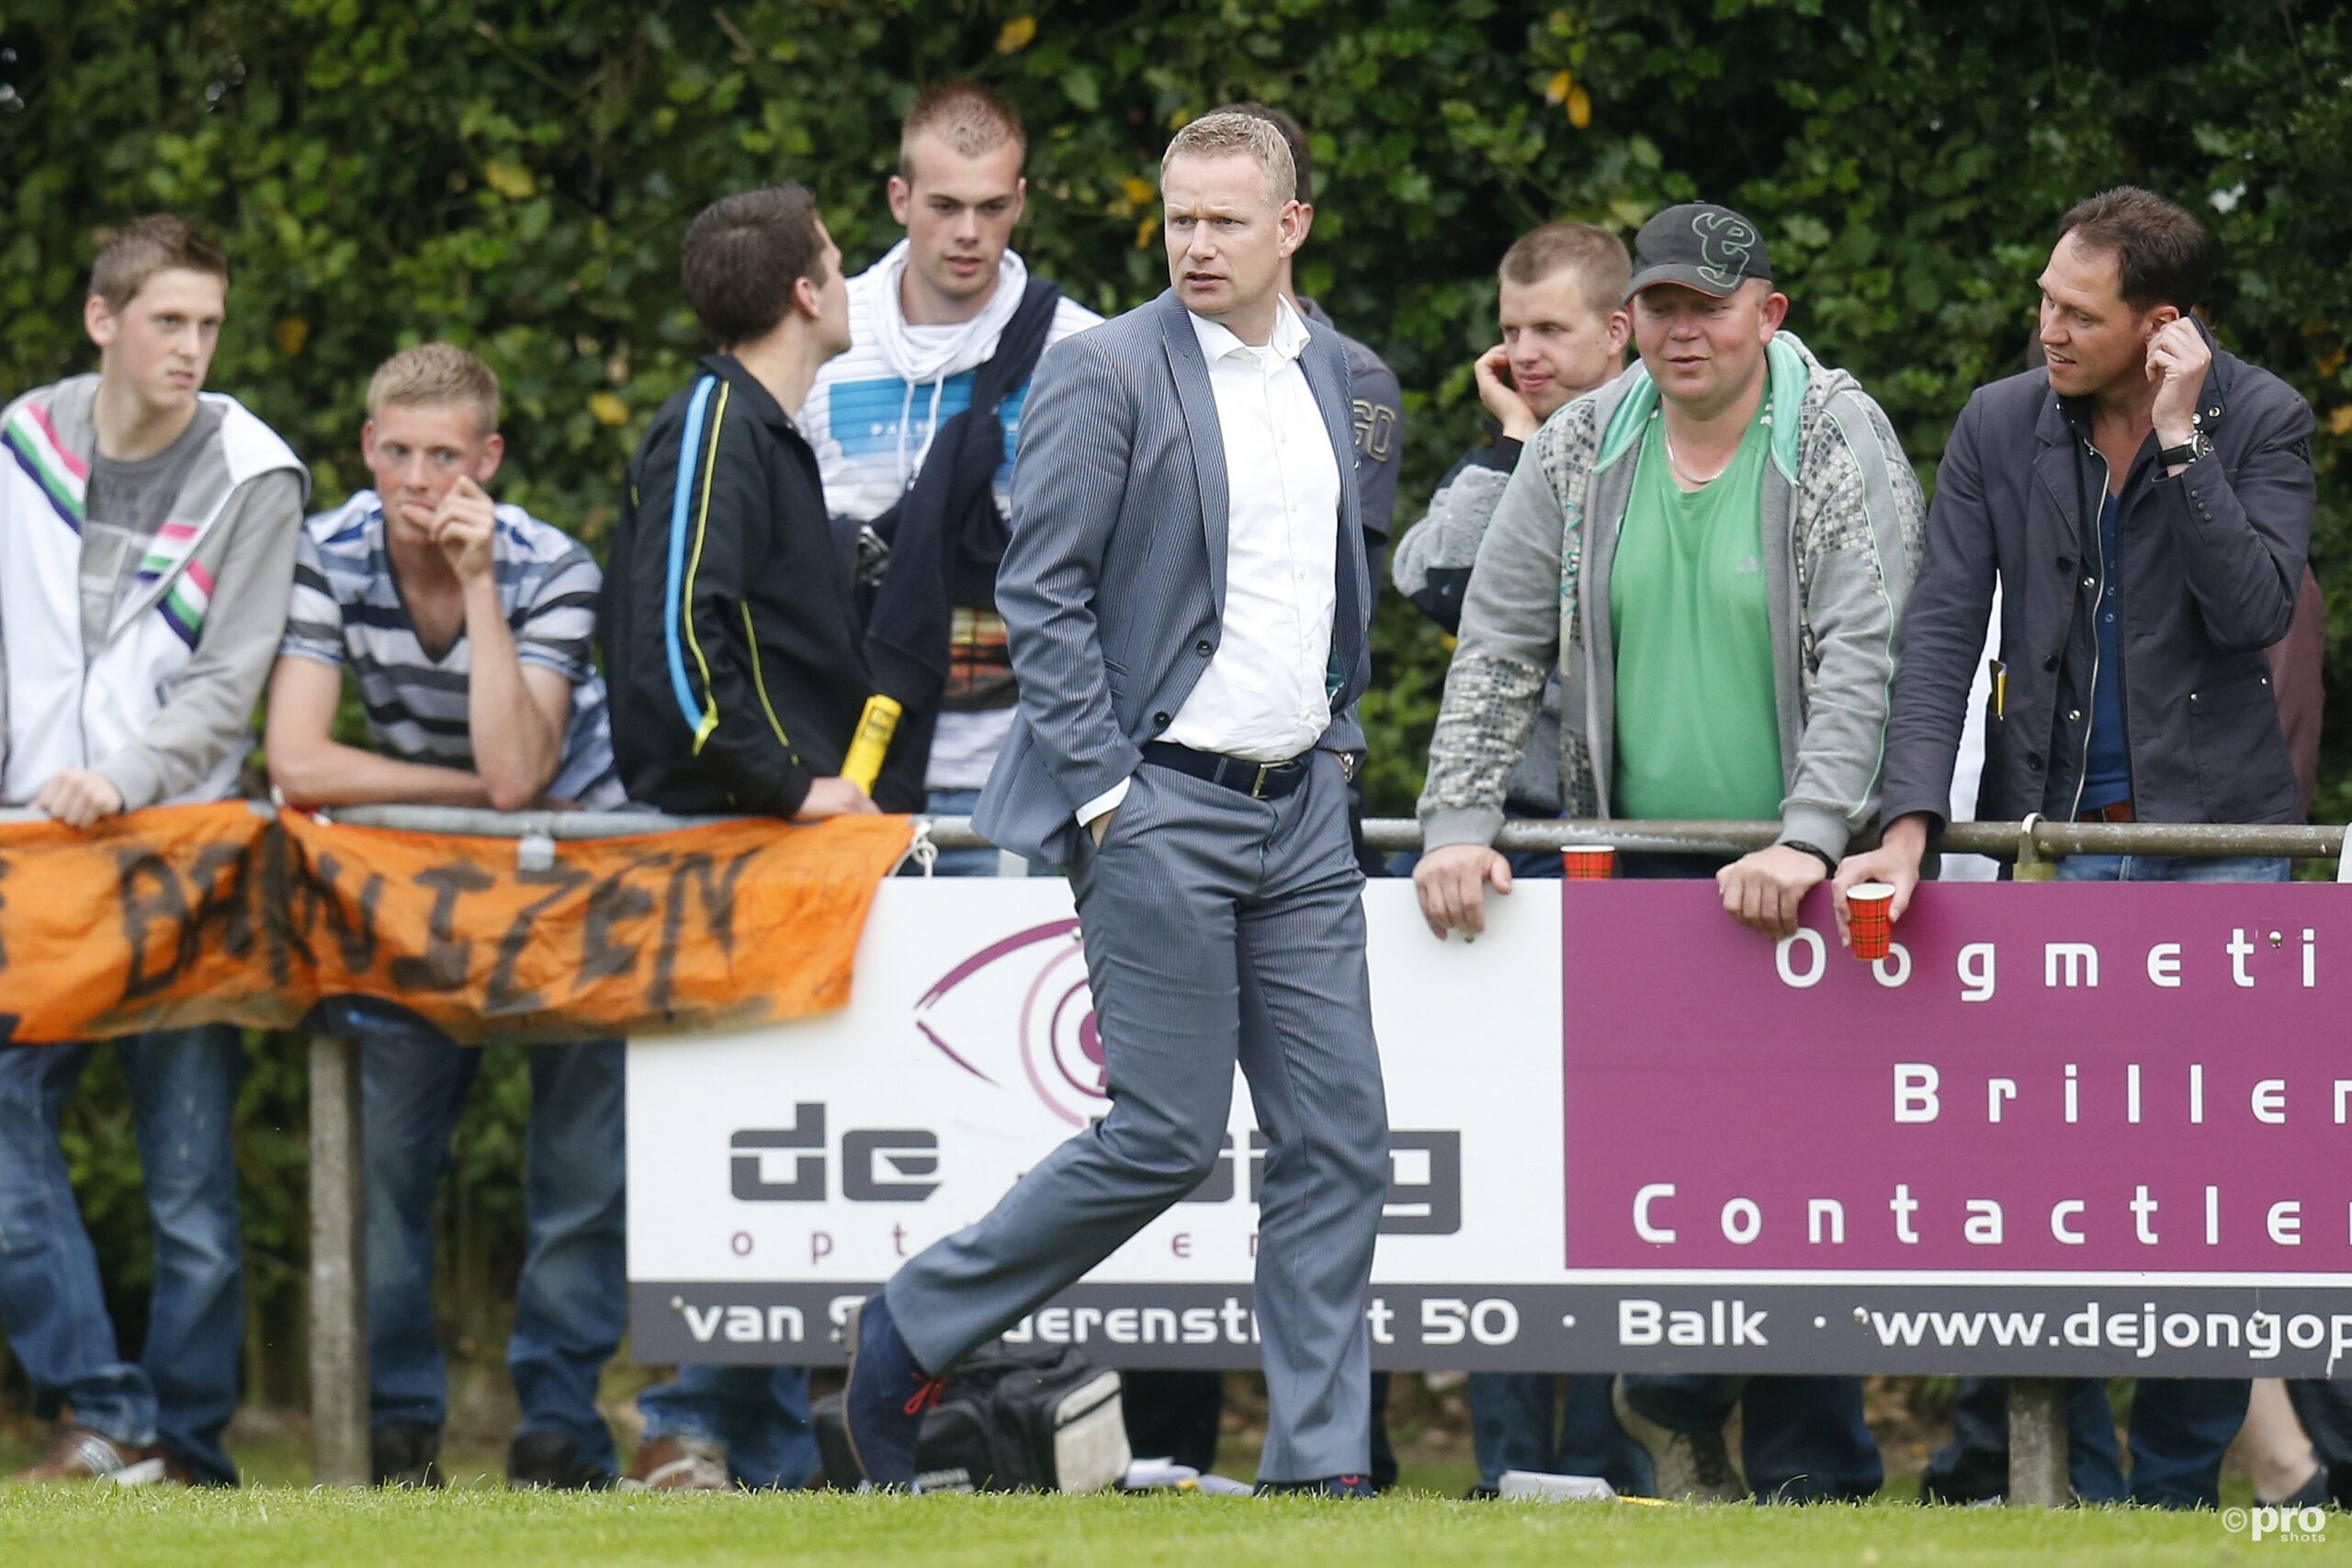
2158, 430, 2213, 468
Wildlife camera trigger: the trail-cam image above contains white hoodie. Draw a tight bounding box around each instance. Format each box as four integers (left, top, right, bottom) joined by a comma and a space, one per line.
800, 242, 1101, 791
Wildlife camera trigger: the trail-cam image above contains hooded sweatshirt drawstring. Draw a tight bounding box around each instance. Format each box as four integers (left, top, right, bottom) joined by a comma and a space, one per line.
867, 239, 1031, 491
892, 376, 954, 492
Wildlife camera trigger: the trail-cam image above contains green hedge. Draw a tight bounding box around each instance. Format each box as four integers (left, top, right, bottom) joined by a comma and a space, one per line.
2, 0, 2347, 1395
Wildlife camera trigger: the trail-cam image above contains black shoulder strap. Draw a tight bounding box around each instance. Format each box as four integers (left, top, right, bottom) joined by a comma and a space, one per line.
966, 278, 1062, 420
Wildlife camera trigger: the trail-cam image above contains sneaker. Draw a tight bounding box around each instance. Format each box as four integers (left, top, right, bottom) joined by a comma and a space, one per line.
6, 1425, 183, 1486
841, 1292, 942, 1490
1610, 1378, 1745, 1503
1256, 1473, 1377, 1498
369, 1420, 444, 1488
618, 1435, 729, 1492
508, 1430, 616, 1491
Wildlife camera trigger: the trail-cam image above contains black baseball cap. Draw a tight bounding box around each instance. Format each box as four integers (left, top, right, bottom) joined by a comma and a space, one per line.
1623, 202, 1772, 301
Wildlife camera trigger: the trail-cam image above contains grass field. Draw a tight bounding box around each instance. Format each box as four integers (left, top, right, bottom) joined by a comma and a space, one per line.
0, 1484, 2286, 1568
0, 1401, 2298, 1564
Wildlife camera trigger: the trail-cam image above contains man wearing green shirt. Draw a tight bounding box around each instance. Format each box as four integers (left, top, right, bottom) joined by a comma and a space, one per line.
1412, 203, 1925, 1502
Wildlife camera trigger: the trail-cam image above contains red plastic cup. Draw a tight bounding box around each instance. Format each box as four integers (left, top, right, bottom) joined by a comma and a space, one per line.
1562, 844, 1616, 881
1849, 883, 1895, 960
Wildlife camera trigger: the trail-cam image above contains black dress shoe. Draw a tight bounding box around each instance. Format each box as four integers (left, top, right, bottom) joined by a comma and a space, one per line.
370, 1420, 443, 1488
508, 1429, 616, 1491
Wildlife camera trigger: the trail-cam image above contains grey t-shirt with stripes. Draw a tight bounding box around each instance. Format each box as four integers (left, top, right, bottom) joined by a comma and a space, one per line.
279, 491, 627, 808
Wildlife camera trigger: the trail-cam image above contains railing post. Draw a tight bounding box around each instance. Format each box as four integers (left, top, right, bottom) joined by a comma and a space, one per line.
308, 1030, 370, 1487
2007, 1378, 2070, 1507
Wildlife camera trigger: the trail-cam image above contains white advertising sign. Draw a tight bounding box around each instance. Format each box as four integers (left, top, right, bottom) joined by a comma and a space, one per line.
628, 878, 1563, 1370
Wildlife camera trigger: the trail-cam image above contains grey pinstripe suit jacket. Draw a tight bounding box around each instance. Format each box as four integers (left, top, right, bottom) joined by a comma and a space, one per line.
973, 288, 1373, 866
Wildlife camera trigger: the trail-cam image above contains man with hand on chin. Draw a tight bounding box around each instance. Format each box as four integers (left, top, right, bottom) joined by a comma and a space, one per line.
268, 344, 630, 1491
1394, 221, 1633, 854
1414, 202, 1921, 1503
1837, 188, 2314, 1510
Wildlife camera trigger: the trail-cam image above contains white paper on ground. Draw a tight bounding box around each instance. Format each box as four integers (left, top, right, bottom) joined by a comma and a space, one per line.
1497, 1469, 1617, 1502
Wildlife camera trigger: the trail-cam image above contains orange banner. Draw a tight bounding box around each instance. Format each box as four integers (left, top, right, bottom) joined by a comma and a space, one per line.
0, 805, 914, 1044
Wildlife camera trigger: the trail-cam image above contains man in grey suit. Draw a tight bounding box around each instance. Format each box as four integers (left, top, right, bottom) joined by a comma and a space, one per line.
841, 111, 1388, 1495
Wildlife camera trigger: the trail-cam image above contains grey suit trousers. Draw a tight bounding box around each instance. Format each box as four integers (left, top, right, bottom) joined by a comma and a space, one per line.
887, 750, 1389, 1481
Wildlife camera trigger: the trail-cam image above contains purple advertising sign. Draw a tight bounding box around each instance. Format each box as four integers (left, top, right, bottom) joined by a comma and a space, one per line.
1559, 881, 2352, 1375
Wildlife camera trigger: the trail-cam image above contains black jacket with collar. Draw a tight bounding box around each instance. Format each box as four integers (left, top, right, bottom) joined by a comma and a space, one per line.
603, 354, 910, 818
1882, 322, 2315, 831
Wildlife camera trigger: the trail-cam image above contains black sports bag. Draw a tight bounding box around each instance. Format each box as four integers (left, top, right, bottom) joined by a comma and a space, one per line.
814, 1338, 1130, 1494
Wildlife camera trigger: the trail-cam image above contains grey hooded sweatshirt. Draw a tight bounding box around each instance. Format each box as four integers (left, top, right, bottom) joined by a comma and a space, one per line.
1419, 331, 1925, 861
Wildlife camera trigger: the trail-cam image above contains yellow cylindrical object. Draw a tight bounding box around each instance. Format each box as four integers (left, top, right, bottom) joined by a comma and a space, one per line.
841, 694, 903, 793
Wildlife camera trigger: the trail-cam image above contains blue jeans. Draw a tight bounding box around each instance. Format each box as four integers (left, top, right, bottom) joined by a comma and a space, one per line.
1605, 852, 1881, 1500
1408, 841, 1776, 1495
1618, 1374, 1883, 1502
0, 1027, 246, 1483
353, 1005, 625, 1471
635, 1365, 820, 1489
1923, 851, 2285, 1507
1925, 1376, 2258, 1506
1425, 840, 1655, 1495
920, 786, 1042, 878
1926, 1377, 2129, 1503
1470, 1372, 1654, 1494
2052, 853, 2291, 886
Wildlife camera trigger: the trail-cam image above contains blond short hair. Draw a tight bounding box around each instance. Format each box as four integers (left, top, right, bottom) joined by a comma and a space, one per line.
1161, 110, 1296, 209
1499, 222, 1633, 318
365, 344, 500, 435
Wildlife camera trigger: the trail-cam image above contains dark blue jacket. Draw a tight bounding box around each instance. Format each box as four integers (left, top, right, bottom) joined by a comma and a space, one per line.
1882, 322, 2315, 830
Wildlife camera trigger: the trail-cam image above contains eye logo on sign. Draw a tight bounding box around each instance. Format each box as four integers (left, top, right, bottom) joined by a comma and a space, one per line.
913, 918, 1107, 1127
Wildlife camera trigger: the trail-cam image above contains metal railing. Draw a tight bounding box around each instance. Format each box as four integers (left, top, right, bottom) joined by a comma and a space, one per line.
6, 803, 2336, 1501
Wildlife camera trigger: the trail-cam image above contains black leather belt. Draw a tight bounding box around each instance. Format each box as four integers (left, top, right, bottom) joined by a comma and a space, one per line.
1140, 741, 1310, 800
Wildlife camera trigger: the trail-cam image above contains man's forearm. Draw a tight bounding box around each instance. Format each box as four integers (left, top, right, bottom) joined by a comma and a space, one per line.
462, 577, 563, 807
275, 739, 492, 808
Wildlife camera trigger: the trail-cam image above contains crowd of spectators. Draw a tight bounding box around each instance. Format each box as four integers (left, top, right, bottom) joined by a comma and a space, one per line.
0, 77, 2339, 1506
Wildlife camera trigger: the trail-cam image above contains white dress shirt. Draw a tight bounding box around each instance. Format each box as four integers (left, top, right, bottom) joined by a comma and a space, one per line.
1077, 296, 1343, 827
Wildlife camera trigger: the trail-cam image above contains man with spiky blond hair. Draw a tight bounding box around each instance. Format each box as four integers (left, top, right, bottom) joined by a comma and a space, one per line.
799, 81, 1100, 843
839, 112, 1386, 1496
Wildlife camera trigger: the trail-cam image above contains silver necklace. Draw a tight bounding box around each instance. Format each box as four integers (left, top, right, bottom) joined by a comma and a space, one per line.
1660, 418, 1734, 487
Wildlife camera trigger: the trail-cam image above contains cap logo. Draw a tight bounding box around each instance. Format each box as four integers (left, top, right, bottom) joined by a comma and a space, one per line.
1691, 209, 1760, 291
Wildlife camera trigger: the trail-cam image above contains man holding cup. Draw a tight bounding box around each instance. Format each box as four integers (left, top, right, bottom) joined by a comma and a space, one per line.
1834, 188, 2314, 1510
1412, 202, 1924, 1499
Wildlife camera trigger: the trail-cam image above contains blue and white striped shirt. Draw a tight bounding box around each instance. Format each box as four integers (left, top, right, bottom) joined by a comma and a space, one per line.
280, 491, 628, 809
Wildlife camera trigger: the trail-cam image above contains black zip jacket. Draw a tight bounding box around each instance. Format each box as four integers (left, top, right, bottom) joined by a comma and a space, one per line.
603, 355, 903, 817
1882, 322, 2314, 831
